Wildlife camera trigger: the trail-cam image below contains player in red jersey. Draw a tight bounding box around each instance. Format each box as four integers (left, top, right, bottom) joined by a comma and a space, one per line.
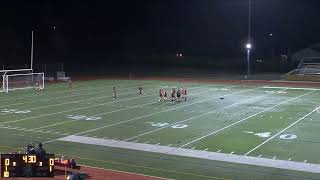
159, 89, 163, 102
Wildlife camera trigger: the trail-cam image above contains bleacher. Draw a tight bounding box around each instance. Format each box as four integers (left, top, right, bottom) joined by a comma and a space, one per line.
283, 57, 320, 81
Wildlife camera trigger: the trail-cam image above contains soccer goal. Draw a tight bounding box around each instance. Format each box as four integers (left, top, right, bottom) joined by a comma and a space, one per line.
1, 72, 44, 93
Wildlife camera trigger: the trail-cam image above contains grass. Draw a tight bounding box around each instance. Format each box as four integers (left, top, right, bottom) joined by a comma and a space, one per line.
0, 79, 320, 180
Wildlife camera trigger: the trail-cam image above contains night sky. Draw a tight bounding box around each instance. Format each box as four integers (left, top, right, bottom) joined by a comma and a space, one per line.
1, 0, 320, 65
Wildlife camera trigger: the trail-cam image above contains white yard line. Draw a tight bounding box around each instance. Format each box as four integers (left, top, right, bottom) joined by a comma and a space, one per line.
244, 105, 319, 156
0, 93, 156, 125
121, 88, 275, 142
1, 84, 211, 126
27, 87, 160, 111
0, 80, 137, 102
262, 86, 320, 91
43, 87, 257, 144
0, 85, 143, 109
173, 90, 314, 151
0, 80, 195, 104
27, 87, 213, 130
29, 101, 156, 130
25, 84, 212, 111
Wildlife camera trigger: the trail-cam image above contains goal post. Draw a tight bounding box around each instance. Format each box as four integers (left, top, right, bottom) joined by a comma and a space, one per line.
2, 72, 44, 93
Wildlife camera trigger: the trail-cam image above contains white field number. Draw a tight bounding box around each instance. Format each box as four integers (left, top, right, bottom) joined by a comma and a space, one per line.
148, 122, 188, 129
254, 132, 271, 138
67, 115, 102, 121
1, 109, 31, 114
245, 131, 298, 140
279, 134, 297, 140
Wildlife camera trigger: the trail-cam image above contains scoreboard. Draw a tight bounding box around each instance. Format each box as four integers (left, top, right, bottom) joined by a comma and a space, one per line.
0, 153, 54, 178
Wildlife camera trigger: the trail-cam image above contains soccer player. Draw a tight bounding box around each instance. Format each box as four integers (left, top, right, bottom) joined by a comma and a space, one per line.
184, 88, 187, 101
112, 86, 117, 99
171, 88, 176, 101
164, 90, 168, 101
138, 86, 142, 96
159, 89, 163, 102
181, 88, 185, 100
177, 88, 181, 101
68, 79, 72, 88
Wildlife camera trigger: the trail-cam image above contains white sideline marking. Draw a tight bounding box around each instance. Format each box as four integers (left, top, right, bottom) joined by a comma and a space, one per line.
44, 87, 254, 144
262, 86, 320, 91
245, 104, 319, 156
176, 90, 314, 151
58, 136, 320, 174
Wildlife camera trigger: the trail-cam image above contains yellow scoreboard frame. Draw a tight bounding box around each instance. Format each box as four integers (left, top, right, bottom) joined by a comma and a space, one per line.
0, 153, 54, 178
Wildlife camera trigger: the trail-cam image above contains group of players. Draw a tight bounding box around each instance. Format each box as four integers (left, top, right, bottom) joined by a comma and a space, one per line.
159, 88, 187, 102
112, 85, 187, 102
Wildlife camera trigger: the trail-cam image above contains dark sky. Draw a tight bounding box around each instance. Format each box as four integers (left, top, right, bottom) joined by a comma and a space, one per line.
1, 0, 320, 64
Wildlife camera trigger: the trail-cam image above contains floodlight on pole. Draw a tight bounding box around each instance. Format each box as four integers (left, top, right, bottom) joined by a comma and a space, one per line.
246, 43, 252, 50
246, 43, 251, 77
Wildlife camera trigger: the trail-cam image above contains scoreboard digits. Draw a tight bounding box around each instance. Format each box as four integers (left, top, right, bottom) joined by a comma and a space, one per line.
0, 154, 54, 178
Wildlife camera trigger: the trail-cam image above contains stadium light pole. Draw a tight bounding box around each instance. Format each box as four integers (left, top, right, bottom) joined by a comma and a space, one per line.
31, 31, 34, 73
246, 0, 252, 77
246, 43, 252, 76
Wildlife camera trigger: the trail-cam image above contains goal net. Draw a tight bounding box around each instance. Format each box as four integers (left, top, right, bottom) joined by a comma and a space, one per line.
1, 72, 44, 93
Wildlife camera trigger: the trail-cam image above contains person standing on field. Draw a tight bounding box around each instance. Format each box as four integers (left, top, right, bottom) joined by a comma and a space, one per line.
68, 79, 72, 88
138, 86, 142, 96
113, 86, 117, 99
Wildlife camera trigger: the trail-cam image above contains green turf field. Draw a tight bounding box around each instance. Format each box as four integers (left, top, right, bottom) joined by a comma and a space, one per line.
0, 79, 320, 180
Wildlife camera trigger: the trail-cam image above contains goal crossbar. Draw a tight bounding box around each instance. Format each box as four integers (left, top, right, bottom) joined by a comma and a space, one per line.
0, 69, 32, 73
2, 72, 44, 93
